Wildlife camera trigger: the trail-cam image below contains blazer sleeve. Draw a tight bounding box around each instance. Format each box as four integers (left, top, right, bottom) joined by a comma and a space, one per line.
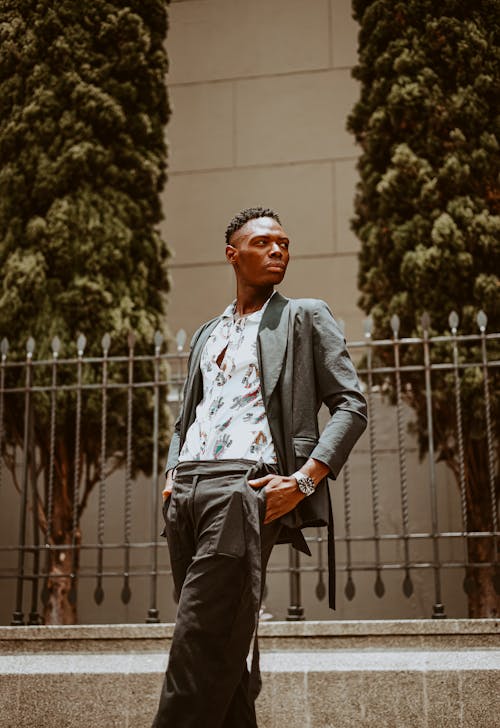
164, 324, 206, 474
309, 300, 367, 478
165, 413, 181, 474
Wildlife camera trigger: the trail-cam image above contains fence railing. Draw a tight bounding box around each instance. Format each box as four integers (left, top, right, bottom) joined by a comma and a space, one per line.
0, 311, 498, 624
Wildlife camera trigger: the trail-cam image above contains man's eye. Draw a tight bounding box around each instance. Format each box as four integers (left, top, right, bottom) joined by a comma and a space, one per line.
280, 242, 289, 249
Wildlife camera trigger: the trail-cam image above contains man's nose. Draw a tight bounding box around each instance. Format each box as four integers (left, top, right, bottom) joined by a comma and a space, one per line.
269, 242, 283, 256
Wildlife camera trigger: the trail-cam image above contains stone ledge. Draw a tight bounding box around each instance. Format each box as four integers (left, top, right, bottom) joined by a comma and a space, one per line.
1, 618, 498, 640
1, 619, 498, 654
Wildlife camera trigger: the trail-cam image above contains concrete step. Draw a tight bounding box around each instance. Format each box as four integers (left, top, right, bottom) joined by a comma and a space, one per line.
1, 620, 499, 728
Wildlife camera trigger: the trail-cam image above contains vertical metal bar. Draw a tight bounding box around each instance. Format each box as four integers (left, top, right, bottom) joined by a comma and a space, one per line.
421, 313, 446, 618
28, 401, 42, 625
42, 338, 60, 609
477, 311, 499, 592
121, 332, 135, 605
364, 317, 384, 597
343, 459, 355, 600
287, 545, 304, 620
94, 334, 110, 605
147, 331, 163, 623
391, 315, 413, 597
448, 313, 472, 594
338, 318, 355, 601
12, 337, 35, 625
0, 338, 8, 495
314, 527, 326, 601
69, 334, 86, 606
176, 330, 187, 415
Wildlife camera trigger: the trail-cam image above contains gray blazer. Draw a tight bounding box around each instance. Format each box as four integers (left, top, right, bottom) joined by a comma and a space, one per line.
166, 292, 367, 607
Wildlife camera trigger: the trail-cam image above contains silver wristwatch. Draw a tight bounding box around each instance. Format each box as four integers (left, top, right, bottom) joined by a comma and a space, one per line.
292, 471, 316, 497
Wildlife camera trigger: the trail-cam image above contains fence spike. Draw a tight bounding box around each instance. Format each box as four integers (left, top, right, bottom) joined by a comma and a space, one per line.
421, 312, 431, 332
26, 337, 35, 355
363, 316, 373, 338
448, 311, 459, 332
154, 330, 164, 349
101, 333, 111, 353
76, 334, 86, 356
127, 331, 136, 350
0, 338, 8, 357
345, 577, 355, 601
176, 329, 187, 352
390, 314, 400, 335
51, 336, 61, 355
477, 310, 487, 332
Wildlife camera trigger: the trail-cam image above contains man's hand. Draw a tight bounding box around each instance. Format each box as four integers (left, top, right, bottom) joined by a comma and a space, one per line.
247, 474, 304, 524
162, 469, 175, 502
248, 458, 330, 524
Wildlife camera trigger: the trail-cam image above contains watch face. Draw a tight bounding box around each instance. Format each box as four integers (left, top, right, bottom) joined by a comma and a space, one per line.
297, 475, 315, 496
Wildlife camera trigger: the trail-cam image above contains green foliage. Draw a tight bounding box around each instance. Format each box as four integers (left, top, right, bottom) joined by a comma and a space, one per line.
0, 0, 170, 346
348, 1, 499, 570
349, 0, 499, 337
0, 2, 170, 492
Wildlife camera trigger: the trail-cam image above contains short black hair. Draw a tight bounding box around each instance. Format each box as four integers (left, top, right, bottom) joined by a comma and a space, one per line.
225, 206, 282, 245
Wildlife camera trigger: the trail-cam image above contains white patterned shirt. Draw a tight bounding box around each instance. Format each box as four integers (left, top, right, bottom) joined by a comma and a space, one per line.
178, 296, 277, 463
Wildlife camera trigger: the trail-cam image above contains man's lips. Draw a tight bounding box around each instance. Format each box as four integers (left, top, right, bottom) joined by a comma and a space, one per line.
266, 263, 286, 270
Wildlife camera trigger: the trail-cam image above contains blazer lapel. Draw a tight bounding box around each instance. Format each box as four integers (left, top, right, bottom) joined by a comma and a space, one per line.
257, 292, 290, 406
186, 317, 220, 388
180, 317, 220, 441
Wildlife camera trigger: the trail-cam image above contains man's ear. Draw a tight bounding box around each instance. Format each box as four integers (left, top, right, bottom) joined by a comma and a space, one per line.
226, 243, 237, 265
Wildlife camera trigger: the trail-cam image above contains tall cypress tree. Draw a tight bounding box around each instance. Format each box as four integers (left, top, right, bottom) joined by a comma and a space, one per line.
0, 0, 170, 623
348, 0, 499, 616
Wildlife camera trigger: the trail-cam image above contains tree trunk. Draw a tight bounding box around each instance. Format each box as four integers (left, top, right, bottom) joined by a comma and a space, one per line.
465, 538, 499, 618
461, 443, 500, 618
43, 539, 79, 625
42, 470, 80, 625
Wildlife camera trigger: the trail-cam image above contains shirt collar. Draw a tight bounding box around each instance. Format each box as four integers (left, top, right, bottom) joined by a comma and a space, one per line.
220, 291, 276, 322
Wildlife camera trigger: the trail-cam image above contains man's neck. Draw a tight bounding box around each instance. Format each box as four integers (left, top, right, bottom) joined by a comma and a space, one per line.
234, 285, 275, 317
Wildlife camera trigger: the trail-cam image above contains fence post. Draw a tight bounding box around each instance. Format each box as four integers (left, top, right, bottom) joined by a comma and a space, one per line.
287, 546, 304, 620
477, 311, 500, 595
94, 333, 110, 606
364, 316, 384, 598
421, 313, 446, 619
121, 331, 135, 605
391, 315, 413, 598
147, 330, 163, 623
11, 337, 35, 625
448, 312, 473, 596
0, 339, 7, 496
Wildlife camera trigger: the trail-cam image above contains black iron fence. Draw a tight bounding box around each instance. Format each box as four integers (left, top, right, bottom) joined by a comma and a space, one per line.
0, 312, 498, 624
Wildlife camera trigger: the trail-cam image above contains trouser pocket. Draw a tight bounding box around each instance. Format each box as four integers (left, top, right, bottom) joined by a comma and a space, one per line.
207, 486, 247, 559
159, 495, 171, 538
257, 485, 267, 523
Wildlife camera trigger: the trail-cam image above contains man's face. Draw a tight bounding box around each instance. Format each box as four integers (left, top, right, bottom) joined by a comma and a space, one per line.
226, 216, 290, 287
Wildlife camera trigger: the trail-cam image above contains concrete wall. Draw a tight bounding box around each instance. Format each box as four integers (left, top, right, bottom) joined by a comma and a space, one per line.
162, 0, 363, 340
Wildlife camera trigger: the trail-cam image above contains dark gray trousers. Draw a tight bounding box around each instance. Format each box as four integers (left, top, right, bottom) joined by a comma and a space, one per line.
152, 460, 281, 728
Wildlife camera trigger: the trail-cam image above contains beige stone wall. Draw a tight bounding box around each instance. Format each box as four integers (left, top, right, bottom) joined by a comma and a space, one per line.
162, 0, 363, 339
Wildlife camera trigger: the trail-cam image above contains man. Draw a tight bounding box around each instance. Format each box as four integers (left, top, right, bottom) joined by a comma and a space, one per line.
152, 207, 367, 728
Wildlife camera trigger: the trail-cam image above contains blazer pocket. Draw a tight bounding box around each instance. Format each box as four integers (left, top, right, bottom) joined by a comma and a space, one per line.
292, 436, 318, 458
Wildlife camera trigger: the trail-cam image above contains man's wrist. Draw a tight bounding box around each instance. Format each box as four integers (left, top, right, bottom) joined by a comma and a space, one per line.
291, 470, 316, 497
